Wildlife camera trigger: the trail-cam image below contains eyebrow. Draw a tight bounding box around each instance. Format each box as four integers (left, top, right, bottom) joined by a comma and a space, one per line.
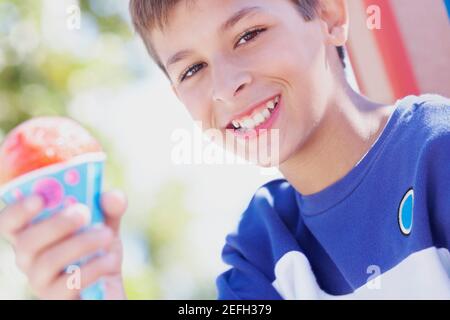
165, 6, 263, 69
165, 50, 192, 69
220, 6, 262, 33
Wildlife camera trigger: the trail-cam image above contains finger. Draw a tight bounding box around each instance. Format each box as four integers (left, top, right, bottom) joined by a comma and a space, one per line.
0, 195, 44, 244
43, 252, 119, 300
30, 226, 114, 291
100, 190, 127, 234
14, 204, 90, 273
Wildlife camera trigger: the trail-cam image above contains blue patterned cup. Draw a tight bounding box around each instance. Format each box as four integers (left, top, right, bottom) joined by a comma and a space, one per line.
0, 152, 107, 300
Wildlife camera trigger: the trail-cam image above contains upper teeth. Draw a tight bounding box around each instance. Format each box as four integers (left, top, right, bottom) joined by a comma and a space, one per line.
231, 96, 279, 130
231, 120, 240, 128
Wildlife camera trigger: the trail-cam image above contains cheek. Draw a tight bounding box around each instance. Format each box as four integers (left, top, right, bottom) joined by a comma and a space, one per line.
272, 35, 330, 160
179, 90, 214, 128
274, 25, 329, 108
245, 26, 326, 104
279, 36, 324, 87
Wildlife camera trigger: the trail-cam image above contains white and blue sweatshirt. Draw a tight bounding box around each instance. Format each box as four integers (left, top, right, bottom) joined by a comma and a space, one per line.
217, 94, 450, 299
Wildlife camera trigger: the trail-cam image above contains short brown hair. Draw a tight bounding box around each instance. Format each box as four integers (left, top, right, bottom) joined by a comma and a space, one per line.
129, 0, 344, 77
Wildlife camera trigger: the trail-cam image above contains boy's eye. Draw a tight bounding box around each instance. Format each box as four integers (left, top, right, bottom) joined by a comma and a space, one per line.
180, 63, 206, 82
178, 28, 266, 83
235, 27, 267, 48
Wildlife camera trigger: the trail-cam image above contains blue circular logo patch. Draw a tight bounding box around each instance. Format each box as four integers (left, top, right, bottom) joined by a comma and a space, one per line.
398, 188, 414, 236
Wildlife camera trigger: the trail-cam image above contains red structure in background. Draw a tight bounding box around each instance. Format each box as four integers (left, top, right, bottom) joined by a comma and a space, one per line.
363, 0, 419, 98
347, 0, 450, 104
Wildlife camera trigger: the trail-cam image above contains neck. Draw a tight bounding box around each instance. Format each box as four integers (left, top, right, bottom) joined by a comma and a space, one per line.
279, 85, 394, 195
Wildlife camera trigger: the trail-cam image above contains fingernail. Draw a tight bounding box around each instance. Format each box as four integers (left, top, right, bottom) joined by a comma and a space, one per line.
24, 195, 43, 212
65, 204, 91, 225
111, 190, 126, 199
107, 190, 127, 205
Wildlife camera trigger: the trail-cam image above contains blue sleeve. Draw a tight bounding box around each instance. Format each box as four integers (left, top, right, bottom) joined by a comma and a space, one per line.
216, 243, 283, 300
419, 97, 450, 250
216, 182, 300, 300
425, 132, 450, 250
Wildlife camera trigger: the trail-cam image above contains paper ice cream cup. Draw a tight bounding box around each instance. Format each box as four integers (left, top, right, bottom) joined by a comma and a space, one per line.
0, 152, 107, 300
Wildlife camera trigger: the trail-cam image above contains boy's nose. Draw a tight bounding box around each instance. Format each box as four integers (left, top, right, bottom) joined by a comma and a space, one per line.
211, 61, 252, 105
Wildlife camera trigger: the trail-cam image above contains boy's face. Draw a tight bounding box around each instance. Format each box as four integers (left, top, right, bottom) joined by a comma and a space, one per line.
151, 0, 341, 166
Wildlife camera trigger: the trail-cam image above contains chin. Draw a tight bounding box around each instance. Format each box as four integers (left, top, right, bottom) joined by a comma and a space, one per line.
244, 142, 291, 168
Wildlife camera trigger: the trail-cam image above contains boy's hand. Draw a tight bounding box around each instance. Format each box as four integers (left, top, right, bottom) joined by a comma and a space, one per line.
0, 190, 127, 300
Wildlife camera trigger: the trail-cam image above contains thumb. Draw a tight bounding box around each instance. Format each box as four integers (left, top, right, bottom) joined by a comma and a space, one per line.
101, 190, 127, 234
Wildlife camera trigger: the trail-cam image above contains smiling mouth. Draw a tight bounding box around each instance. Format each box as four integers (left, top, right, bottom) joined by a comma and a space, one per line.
226, 95, 280, 133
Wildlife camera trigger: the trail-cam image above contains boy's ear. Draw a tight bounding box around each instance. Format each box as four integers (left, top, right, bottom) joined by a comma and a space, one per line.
317, 0, 349, 47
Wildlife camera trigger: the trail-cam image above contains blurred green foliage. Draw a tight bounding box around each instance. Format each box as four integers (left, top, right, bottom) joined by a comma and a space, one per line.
0, 0, 132, 135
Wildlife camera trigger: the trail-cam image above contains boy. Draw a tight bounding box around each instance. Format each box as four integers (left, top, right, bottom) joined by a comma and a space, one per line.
0, 0, 449, 299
